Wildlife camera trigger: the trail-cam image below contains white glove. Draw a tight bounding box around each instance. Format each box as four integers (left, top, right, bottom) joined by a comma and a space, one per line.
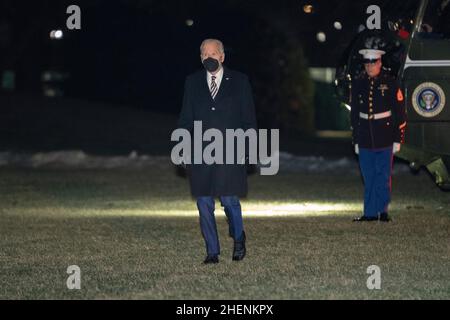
355, 144, 359, 155
393, 143, 401, 154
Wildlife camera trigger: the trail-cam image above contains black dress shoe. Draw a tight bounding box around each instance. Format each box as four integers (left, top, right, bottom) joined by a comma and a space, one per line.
379, 212, 391, 222
232, 232, 246, 261
353, 216, 378, 222
203, 255, 219, 264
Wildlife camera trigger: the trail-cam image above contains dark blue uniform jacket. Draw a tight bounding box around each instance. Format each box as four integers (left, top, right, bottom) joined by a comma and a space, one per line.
351, 71, 407, 149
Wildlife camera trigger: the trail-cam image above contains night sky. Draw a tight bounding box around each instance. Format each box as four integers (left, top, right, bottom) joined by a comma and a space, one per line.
0, 0, 421, 113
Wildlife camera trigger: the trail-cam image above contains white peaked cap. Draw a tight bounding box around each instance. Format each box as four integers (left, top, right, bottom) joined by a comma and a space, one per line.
359, 49, 386, 60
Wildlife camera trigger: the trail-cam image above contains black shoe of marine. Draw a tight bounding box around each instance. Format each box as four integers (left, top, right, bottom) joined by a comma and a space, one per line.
379, 212, 391, 222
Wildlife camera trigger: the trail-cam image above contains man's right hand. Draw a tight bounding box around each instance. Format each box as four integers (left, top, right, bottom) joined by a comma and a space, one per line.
355, 144, 359, 155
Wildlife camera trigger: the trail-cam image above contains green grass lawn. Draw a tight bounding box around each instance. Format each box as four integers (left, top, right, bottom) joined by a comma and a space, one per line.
1, 163, 449, 299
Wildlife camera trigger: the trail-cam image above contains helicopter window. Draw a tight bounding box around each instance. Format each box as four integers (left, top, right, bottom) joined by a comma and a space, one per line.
419, 0, 450, 38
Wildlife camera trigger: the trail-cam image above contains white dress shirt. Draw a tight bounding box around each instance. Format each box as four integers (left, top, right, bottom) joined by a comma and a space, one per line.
207, 67, 224, 91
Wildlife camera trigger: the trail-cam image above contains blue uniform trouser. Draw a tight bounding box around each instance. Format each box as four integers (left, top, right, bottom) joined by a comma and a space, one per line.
196, 196, 244, 256
359, 147, 393, 218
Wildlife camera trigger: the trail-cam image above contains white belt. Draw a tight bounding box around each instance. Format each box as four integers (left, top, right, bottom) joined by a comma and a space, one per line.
359, 111, 392, 120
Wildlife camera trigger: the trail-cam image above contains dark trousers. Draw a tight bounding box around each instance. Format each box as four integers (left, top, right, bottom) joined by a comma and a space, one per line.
196, 196, 244, 256
359, 147, 393, 217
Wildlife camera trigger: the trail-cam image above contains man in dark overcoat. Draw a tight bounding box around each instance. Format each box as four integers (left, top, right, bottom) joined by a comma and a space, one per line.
178, 39, 257, 264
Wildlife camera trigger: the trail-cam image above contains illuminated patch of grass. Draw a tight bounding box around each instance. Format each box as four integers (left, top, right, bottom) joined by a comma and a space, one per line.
0, 167, 449, 299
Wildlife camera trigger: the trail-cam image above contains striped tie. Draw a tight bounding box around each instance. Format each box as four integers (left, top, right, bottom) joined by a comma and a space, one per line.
210, 75, 218, 99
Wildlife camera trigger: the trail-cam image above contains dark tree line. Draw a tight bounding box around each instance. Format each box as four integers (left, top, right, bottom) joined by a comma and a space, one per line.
0, 0, 315, 134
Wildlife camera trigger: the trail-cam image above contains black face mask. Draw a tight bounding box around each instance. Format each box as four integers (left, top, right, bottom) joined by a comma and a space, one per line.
202, 57, 220, 72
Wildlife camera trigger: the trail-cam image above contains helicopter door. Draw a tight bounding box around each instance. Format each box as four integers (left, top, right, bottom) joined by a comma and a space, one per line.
403, 0, 450, 123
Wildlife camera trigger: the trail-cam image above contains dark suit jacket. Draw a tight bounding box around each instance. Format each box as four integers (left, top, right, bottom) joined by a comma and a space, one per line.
178, 66, 257, 197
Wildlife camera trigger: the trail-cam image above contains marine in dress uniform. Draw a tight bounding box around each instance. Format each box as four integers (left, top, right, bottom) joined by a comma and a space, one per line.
178, 39, 257, 263
351, 49, 407, 222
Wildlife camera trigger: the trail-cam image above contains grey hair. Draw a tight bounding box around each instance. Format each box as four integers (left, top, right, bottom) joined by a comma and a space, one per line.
200, 39, 225, 54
